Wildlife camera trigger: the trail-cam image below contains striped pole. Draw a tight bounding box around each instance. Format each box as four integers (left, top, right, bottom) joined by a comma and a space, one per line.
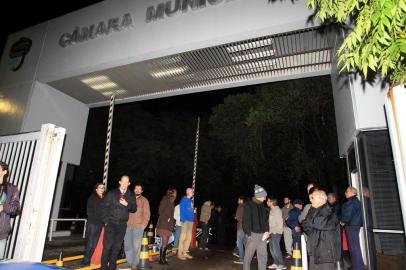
102, 94, 115, 190
191, 116, 200, 207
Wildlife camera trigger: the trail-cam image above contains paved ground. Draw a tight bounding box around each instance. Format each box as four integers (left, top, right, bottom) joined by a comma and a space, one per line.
43, 235, 293, 270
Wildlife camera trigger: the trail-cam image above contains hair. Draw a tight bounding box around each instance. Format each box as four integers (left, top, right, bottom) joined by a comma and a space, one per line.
310, 190, 327, 201
238, 196, 246, 203
0, 161, 10, 194
134, 183, 144, 190
327, 192, 337, 199
308, 186, 319, 195
166, 188, 177, 202
267, 197, 278, 206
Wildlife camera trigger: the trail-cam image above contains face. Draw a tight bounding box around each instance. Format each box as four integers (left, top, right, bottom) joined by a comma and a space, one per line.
295, 203, 303, 210
345, 188, 352, 199
134, 185, 143, 196
257, 196, 266, 202
266, 199, 272, 207
327, 195, 336, 204
0, 166, 7, 183
186, 188, 194, 198
119, 176, 131, 191
283, 197, 290, 205
96, 184, 105, 197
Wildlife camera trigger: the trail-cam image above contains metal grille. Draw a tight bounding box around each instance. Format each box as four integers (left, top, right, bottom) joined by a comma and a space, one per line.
49, 27, 334, 106
0, 132, 39, 259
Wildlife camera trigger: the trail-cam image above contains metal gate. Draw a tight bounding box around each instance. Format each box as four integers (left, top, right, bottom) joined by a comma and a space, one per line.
0, 124, 65, 262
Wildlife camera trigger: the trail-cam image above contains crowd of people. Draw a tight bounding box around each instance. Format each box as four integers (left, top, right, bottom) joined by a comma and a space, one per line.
0, 160, 366, 270
232, 183, 365, 270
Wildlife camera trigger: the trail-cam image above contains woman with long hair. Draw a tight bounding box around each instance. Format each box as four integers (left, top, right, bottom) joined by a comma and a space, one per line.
156, 188, 177, 265
82, 182, 105, 266
0, 161, 20, 259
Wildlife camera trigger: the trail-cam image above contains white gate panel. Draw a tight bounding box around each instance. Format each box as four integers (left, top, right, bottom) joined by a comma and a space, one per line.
0, 124, 65, 262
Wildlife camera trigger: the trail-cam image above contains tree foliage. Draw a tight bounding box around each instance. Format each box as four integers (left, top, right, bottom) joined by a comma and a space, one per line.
307, 0, 406, 83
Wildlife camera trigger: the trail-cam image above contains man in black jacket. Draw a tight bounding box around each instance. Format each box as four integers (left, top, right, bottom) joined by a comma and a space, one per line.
101, 175, 137, 270
302, 190, 341, 270
243, 185, 269, 270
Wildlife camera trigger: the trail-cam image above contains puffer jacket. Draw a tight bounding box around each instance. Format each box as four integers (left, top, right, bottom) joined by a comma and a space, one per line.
0, 183, 20, 240
302, 204, 341, 264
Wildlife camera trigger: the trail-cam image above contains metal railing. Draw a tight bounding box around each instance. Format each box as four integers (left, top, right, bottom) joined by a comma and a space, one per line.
48, 218, 87, 241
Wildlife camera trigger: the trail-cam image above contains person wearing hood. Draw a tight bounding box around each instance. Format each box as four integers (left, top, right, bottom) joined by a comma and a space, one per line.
302, 190, 341, 270
199, 200, 212, 250
242, 185, 269, 270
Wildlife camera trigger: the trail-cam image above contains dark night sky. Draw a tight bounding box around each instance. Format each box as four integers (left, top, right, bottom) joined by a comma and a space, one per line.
0, 1, 102, 57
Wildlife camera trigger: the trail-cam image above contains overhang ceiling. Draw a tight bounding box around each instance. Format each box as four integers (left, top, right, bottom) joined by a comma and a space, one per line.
48, 27, 335, 107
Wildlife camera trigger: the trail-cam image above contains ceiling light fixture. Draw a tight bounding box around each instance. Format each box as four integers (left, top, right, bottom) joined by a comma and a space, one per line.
150, 67, 188, 78
226, 38, 273, 53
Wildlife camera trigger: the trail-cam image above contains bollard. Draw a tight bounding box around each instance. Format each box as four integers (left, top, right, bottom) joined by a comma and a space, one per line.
55, 252, 63, 267
147, 224, 154, 245
291, 241, 302, 270
139, 232, 151, 270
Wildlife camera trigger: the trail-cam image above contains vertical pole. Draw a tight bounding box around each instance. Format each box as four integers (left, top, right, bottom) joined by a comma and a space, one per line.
103, 95, 115, 191
191, 117, 200, 207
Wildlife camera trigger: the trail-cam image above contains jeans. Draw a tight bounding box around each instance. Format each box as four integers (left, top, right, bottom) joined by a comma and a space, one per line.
269, 234, 284, 266
345, 226, 364, 270
101, 222, 127, 270
178, 221, 193, 256
83, 223, 103, 265
0, 238, 6, 260
173, 225, 181, 248
283, 227, 293, 255
199, 222, 209, 248
124, 227, 144, 266
243, 233, 268, 270
237, 229, 246, 260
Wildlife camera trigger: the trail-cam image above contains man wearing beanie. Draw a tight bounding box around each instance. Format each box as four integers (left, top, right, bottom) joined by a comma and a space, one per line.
242, 185, 270, 270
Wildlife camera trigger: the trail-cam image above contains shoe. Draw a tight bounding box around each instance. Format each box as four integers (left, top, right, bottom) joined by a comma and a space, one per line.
233, 260, 243, 264
184, 253, 193, 259
268, 264, 277, 269
178, 255, 187, 261
204, 247, 209, 251
233, 252, 240, 258
284, 254, 291, 259
276, 265, 287, 270
198, 247, 203, 250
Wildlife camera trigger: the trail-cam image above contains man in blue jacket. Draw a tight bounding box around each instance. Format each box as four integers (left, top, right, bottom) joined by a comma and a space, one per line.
178, 187, 195, 260
286, 199, 303, 245
341, 187, 364, 270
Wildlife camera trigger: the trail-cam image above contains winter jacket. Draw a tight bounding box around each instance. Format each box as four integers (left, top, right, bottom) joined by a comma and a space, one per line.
102, 188, 136, 225
156, 195, 175, 231
127, 195, 150, 229
286, 207, 302, 237
200, 201, 212, 224
86, 193, 104, 225
180, 197, 194, 222
302, 204, 341, 264
341, 196, 363, 226
243, 198, 269, 236
0, 183, 20, 240
269, 207, 283, 234
282, 204, 293, 227
235, 204, 244, 230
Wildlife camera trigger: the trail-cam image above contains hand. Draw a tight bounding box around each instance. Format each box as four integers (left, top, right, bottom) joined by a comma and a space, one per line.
294, 226, 301, 233
119, 198, 128, 206
0, 205, 3, 212
340, 222, 345, 226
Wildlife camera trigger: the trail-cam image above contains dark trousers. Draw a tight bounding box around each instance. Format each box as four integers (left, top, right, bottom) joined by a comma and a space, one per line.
216, 223, 225, 244
199, 222, 209, 248
345, 226, 364, 270
83, 223, 103, 265
101, 222, 127, 270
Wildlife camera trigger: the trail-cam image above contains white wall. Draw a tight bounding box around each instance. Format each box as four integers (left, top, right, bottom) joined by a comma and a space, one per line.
21, 82, 89, 165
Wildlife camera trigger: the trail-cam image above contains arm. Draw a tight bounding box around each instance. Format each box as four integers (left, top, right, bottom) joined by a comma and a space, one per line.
101, 193, 112, 224
340, 201, 352, 224
142, 199, 151, 229
298, 204, 310, 223
242, 204, 252, 236
3, 186, 20, 215
86, 196, 93, 218
127, 195, 137, 213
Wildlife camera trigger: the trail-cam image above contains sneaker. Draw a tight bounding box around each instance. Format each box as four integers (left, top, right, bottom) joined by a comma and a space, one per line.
184, 253, 193, 259
204, 247, 209, 250
177, 255, 187, 260
276, 265, 287, 270
233, 252, 240, 258
268, 264, 277, 269
284, 254, 291, 259
233, 260, 243, 264
198, 247, 203, 250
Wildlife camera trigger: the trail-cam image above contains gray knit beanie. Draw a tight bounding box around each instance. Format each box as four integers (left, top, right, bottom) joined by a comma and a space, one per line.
254, 184, 267, 199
